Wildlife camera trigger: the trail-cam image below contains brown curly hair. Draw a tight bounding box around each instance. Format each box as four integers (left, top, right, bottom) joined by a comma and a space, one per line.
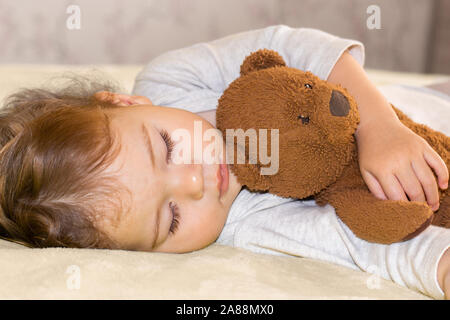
0, 72, 132, 249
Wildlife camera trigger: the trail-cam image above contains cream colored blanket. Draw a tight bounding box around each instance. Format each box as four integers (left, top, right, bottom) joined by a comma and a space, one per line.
0, 65, 448, 300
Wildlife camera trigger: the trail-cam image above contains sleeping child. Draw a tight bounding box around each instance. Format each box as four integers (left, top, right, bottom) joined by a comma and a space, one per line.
0, 25, 449, 299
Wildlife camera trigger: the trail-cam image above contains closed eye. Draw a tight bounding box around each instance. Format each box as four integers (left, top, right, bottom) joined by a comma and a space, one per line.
160, 129, 174, 163
169, 201, 180, 235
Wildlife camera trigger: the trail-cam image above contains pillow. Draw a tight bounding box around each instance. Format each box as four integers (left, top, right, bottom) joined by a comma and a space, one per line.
0, 239, 428, 299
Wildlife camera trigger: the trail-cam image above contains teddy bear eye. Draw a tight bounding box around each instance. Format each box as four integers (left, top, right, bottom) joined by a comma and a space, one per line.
304, 84, 313, 89
298, 114, 310, 124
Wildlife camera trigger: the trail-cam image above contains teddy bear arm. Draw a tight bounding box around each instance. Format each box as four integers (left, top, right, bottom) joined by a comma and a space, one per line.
392, 105, 450, 229
320, 187, 434, 244
433, 189, 450, 228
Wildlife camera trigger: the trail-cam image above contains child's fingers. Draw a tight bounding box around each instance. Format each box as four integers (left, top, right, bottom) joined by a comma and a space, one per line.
94, 92, 150, 106
94, 91, 127, 105
116, 94, 152, 106
362, 169, 409, 202
395, 167, 426, 203
411, 159, 440, 210
378, 173, 408, 202
361, 170, 387, 200
114, 94, 133, 106
131, 95, 153, 105
94, 91, 113, 102
424, 148, 449, 190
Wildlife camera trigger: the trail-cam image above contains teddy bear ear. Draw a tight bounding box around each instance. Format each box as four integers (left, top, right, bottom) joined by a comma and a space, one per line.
240, 49, 286, 76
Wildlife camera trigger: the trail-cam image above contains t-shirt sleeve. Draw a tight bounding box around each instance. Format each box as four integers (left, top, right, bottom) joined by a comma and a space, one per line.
132, 24, 365, 113
223, 197, 450, 299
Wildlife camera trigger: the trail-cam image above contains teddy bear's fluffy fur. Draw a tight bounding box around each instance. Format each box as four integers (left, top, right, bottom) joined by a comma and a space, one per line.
216, 49, 449, 244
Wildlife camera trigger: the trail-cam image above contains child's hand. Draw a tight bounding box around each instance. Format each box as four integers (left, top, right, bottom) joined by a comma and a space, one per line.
355, 117, 449, 211
94, 91, 152, 107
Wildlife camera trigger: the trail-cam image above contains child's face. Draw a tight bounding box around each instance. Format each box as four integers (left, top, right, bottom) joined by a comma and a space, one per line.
98, 93, 242, 253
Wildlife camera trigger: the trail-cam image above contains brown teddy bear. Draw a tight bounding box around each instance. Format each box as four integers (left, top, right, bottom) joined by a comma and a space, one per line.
216, 49, 449, 244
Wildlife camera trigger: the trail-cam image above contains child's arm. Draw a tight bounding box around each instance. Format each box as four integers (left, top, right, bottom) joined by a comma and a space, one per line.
328, 51, 449, 210
132, 25, 364, 112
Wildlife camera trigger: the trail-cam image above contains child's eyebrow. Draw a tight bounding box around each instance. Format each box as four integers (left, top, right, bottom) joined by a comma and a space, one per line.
141, 123, 160, 250
141, 123, 156, 170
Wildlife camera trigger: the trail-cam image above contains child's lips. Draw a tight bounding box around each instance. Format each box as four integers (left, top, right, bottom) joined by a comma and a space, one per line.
217, 163, 229, 198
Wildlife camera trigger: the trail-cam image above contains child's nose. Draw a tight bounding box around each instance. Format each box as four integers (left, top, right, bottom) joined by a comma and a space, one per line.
167, 164, 204, 200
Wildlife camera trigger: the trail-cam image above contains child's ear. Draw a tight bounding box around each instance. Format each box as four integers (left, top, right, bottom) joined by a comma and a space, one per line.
94, 91, 153, 106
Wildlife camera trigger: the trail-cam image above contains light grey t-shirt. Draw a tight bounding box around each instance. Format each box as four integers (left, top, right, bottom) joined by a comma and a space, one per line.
132, 25, 450, 299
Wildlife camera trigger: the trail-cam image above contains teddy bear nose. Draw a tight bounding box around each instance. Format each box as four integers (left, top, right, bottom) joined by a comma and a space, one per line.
329, 90, 350, 117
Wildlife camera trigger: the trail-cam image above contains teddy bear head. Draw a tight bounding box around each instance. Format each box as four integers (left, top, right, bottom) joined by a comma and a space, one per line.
216, 49, 360, 198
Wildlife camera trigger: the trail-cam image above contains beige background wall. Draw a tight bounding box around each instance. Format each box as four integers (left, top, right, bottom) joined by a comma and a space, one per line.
0, 0, 448, 74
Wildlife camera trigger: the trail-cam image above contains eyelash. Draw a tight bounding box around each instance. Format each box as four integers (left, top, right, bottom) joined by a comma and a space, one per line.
160, 129, 174, 163
161, 130, 179, 235
169, 202, 180, 235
